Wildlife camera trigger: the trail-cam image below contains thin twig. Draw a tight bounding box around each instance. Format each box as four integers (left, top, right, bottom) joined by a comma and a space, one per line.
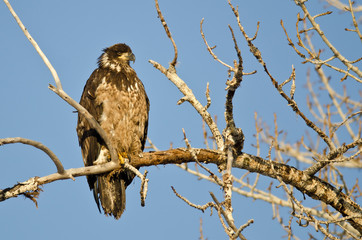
304, 138, 362, 175
154, 0, 177, 67
233, 219, 254, 239
204, 82, 211, 111
200, 18, 233, 69
139, 170, 149, 207
171, 186, 215, 212
332, 111, 362, 136
182, 129, 223, 186
147, 137, 160, 151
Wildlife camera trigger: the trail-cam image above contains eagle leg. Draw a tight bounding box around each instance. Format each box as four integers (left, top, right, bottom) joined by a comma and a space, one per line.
106, 152, 128, 184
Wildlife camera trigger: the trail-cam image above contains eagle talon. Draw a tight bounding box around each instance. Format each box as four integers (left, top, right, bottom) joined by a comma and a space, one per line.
118, 152, 128, 166
106, 152, 128, 183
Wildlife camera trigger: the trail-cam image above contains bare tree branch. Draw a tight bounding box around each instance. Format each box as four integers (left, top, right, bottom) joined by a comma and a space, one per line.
148, 60, 224, 150
171, 186, 216, 212
0, 137, 65, 174
200, 18, 233, 69
305, 138, 362, 175
3, 0, 62, 90
154, 0, 178, 67
296, 0, 362, 80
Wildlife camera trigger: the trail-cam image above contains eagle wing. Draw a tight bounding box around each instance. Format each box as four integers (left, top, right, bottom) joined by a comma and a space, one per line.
76, 68, 106, 210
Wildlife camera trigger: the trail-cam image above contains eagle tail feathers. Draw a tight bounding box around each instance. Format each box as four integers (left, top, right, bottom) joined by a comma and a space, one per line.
96, 174, 126, 219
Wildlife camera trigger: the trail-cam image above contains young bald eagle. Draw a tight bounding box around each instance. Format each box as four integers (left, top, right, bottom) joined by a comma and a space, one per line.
76, 43, 149, 219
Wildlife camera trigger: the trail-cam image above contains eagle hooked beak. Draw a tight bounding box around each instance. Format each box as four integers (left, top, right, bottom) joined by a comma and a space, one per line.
129, 53, 136, 63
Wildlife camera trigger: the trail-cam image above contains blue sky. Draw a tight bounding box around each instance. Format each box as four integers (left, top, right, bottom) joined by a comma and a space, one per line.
1, 0, 361, 239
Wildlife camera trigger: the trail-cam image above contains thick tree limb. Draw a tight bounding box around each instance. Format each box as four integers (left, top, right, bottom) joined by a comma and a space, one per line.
1, 148, 361, 234
140, 149, 362, 234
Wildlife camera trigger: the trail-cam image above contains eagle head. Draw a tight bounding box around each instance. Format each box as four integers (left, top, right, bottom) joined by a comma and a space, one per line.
98, 43, 135, 70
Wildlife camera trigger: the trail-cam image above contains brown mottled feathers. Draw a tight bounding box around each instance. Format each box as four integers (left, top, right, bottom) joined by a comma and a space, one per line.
76, 43, 149, 219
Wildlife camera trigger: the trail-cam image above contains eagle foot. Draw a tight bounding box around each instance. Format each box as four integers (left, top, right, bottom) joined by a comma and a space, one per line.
118, 152, 128, 165
106, 152, 128, 184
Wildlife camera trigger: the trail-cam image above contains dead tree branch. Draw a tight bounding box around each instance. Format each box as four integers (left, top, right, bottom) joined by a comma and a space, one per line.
3, 0, 62, 90
154, 0, 177, 67
295, 0, 362, 80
